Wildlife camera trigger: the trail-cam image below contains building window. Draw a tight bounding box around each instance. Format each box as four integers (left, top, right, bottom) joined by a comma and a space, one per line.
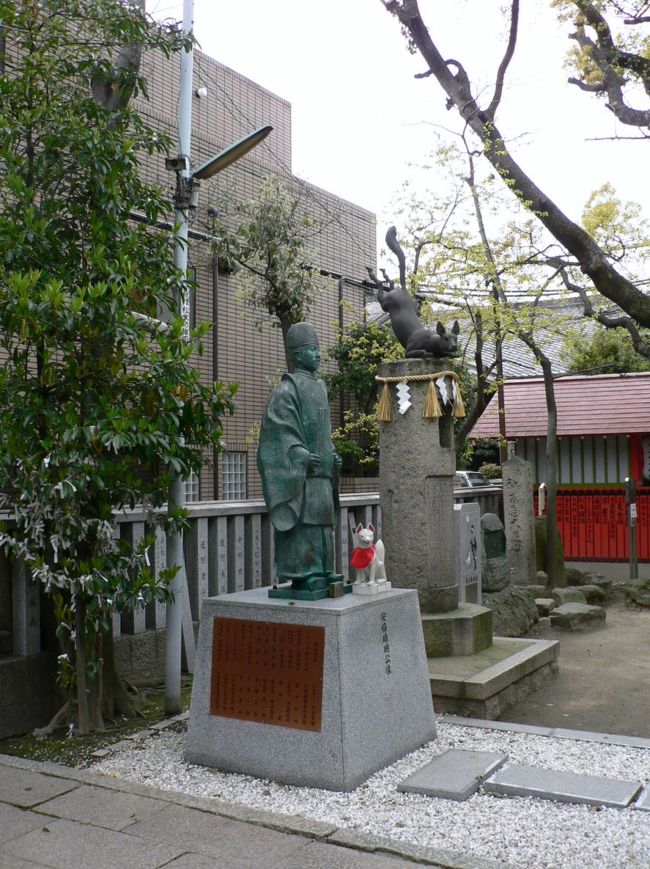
222, 452, 247, 500
185, 470, 200, 503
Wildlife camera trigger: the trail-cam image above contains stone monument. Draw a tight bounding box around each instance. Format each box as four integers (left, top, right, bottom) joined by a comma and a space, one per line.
481, 513, 511, 592
502, 455, 537, 585
367, 227, 559, 717
377, 358, 493, 657
185, 323, 435, 790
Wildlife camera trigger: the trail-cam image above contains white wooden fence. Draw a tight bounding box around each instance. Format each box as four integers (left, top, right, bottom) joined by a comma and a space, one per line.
2, 487, 502, 656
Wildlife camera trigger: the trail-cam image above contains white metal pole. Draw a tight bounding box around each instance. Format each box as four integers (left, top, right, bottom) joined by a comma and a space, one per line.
165, 0, 194, 715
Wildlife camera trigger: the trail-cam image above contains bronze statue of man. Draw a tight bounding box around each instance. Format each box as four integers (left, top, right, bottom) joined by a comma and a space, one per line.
257, 322, 342, 598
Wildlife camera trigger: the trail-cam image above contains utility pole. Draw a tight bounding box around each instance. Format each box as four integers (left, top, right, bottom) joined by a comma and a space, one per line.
164, 0, 272, 714
164, 0, 195, 716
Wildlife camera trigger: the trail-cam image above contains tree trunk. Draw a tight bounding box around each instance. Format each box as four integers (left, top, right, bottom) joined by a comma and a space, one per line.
91, 625, 105, 732
101, 620, 137, 720
539, 357, 565, 588
281, 317, 294, 372
74, 595, 90, 735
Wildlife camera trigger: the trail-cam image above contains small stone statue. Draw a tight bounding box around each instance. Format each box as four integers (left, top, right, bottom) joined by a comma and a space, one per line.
257, 322, 345, 600
367, 226, 460, 359
350, 523, 391, 595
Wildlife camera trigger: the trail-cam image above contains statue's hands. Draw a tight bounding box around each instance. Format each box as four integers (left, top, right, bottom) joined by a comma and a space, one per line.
333, 453, 343, 472
307, 453, 321, 471
289, 447, 312, 470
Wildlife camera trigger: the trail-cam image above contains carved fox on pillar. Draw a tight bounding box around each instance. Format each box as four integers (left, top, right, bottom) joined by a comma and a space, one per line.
367, 226, 460, 359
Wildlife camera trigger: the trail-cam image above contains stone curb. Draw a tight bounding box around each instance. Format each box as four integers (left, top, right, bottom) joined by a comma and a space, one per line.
441, 715, 650, 749
0, 752, 502, 868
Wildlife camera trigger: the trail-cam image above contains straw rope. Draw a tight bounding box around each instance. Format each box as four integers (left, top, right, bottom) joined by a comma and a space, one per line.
374, 371, 465, 422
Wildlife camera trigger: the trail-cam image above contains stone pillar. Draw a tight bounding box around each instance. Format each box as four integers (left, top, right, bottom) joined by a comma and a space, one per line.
502, 455, 537, 585
12, 558, 40, 656
378, 359, 458, 613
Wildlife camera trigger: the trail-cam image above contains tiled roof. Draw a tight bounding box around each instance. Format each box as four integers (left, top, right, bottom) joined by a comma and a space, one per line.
470, 372, 650, 438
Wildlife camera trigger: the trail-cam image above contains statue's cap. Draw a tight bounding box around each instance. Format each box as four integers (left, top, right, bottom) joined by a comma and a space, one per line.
286, 322, 318, 349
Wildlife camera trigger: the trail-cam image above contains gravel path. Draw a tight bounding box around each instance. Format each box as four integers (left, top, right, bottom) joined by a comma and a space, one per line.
90, 719, 650, 868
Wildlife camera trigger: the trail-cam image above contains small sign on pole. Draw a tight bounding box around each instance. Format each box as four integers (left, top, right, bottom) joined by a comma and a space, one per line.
625, 477, 638, 580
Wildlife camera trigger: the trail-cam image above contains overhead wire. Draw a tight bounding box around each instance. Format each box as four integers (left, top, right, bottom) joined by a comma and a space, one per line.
192, 50, 376, 264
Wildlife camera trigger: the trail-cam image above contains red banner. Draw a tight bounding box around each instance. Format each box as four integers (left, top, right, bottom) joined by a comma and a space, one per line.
547, 488, 648, 563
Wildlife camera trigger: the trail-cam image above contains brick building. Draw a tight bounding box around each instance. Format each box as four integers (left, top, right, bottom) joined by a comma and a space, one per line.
133, 46, 377, 501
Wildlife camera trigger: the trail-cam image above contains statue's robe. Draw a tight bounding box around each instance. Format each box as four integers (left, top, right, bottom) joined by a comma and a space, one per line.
257, 371, 338, 582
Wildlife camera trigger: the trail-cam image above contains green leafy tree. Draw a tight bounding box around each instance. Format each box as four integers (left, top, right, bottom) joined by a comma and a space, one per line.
326, 321, 401, 475
562, 326, 650, 373
327, 321, 402, 414
0, 0, 236, 733
553, 0, 650, 131
212, 175, 324, 368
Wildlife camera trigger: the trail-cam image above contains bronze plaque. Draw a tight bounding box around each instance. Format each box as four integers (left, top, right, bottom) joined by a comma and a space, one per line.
210, 617, 325, 731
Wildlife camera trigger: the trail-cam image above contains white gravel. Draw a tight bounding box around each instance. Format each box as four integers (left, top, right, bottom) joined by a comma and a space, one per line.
91, 719, 650, 868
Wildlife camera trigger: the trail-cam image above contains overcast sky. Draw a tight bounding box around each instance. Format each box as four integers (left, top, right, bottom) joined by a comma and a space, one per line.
153, 0, 647, 256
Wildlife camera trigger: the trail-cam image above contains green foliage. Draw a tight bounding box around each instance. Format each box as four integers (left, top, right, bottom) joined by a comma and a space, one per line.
552, 1, 650, 105
468, 437, 500, 470
0, 0, 235, 729
478, 463, 501, 479
326, 320, 476, 474
327, 321, 401, 474
331, 411, 380, 476
212, 175, 321, 340
392, 138, 577, 351
326, 321, 402, 412
582, 184, 650, 265
561, 326, 650, 374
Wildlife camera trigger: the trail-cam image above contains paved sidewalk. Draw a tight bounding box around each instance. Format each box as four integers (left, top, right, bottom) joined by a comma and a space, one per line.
0, 753, 503, 869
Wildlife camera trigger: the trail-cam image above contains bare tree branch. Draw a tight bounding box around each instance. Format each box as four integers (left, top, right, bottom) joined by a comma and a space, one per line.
381, 0, 650, 328
556, 265, 650, 359
568, 0, 650, 127
485, 0, 520, 122
91, 0, 146, 113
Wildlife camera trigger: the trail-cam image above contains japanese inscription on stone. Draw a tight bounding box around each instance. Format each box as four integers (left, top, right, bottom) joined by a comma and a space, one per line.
380, 611, 392, 675
210, 617, 325, 731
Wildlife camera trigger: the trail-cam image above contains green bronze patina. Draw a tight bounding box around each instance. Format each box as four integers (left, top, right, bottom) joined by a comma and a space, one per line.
258, 323, 349, 600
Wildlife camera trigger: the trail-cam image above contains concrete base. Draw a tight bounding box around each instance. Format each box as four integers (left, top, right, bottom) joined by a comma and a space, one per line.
185, 587, 436, 791
422, 604, 493, 658
352, 581, 392, 595
428, 636, 560, 720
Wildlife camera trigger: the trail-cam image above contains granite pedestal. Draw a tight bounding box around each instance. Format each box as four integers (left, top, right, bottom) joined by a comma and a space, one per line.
185, 587, 436, 791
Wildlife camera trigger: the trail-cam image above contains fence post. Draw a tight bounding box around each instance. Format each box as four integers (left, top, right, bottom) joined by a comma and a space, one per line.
626, 477, 639, 580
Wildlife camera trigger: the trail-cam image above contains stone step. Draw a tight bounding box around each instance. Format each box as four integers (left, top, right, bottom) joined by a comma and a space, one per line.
581, 573, 613, 598
550, 602, 606, 629
534, 597, 555, 617
551, 586, 587, 605
398, 749, 507, 801
634, 785, 650, 812
577, 584, 607, 605
483, 762, 642, 808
